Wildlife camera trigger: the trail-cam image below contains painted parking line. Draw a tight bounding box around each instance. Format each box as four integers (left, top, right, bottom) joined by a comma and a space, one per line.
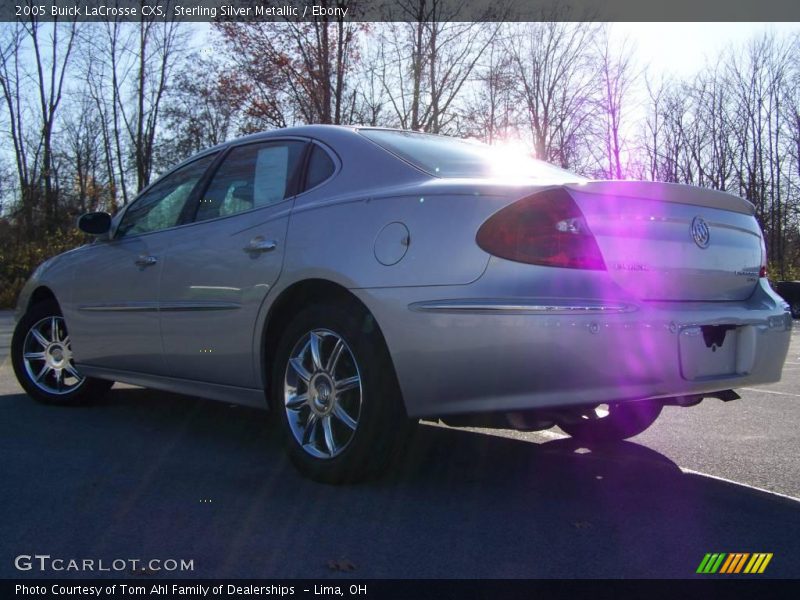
531, 428, 800, 503
532, 428, 800, 503
519, 427, 800, 503
740, 387, 800, 399
534, 429, 568, 440
680, 467, 800, 504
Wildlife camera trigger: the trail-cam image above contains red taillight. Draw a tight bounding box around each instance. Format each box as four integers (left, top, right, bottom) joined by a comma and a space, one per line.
759, 236, 768, 278
476, 189, 606, 270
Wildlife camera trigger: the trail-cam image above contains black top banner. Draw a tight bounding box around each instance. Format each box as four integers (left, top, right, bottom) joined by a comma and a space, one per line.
3, 0, 800, 22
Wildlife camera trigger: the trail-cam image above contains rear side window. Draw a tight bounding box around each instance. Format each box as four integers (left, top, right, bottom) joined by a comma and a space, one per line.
195, 141, 305, 222
305, 145, 335, 190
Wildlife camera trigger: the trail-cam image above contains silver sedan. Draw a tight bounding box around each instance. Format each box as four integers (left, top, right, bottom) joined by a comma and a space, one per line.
11, 126, 793, 482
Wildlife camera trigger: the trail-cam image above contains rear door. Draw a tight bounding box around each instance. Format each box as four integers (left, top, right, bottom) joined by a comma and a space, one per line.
68, 154, 216, 374
158, 139, 307, 387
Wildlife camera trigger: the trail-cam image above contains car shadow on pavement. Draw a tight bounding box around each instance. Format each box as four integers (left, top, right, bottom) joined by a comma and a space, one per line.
0, 385, 798, 579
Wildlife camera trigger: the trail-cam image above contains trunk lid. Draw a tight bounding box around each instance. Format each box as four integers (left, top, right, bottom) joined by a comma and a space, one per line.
567, 181, 763, 301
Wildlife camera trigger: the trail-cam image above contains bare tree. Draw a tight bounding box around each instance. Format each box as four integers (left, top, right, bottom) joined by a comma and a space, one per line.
81, 19, 131, 204
0, 23, 32, 233
0, 18, 78, 233
129, 15, 184, 190
80, 14, 185, 197
461, 25, 516, 143
27, 18, 78, 230
376, 1, 498, 133
637, 32, 799, 277
58, 93, 115, 216
594, 28, 637, 179
726, 34, 795, 274
506, 21, 601, 169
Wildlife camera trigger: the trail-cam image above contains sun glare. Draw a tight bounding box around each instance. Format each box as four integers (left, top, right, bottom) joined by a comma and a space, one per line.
485, 139, 587, 183
486, 140, 536, 178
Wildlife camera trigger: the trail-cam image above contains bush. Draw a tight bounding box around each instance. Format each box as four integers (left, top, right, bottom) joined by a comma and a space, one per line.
0, 224, 87, 309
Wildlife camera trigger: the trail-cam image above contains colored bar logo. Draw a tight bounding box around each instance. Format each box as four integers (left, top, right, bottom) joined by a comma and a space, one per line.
696, 553, 773, 574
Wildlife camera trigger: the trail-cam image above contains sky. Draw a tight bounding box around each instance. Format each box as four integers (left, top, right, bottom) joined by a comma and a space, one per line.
611, 22, 800, 78
604, 22, 800, 155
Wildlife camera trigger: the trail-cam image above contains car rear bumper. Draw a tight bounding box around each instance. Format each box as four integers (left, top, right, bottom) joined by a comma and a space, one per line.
357, 279, 793, 418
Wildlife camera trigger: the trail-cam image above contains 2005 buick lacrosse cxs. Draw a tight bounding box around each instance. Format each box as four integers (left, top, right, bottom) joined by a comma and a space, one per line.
12, 126, 792, 482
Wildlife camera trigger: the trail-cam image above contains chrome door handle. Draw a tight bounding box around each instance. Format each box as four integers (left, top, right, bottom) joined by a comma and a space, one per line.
135, 255, 158, 267
244, 237, 277, 253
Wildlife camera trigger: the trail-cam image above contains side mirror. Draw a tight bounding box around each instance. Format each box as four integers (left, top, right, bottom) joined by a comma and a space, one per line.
77, 212, 112, 236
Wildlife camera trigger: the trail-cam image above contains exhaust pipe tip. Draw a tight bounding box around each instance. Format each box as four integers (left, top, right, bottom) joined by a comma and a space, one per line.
664, 389, 741, 407
707, 389, 741, 402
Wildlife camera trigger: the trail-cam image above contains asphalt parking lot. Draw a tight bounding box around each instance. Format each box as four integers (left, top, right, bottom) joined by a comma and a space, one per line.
1, 310, 798, 578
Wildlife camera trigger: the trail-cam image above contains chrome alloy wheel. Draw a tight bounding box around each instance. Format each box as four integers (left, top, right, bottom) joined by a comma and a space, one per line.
283, 329, 363, 459
22, 316, 85, 395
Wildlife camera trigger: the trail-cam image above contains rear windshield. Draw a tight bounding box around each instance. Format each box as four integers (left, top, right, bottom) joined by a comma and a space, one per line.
359, 129, 587, 182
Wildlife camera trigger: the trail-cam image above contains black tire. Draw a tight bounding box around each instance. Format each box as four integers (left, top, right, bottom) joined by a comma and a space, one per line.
271, 301, 413, 483
791, 301, 800, 319
11, 300, 113, 405
557, 401, 662, 444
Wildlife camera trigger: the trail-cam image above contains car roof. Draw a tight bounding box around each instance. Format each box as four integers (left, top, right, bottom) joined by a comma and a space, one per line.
179, 125, 338, 160
212, 124, 389, 145
173, 125, 427, 173
201, 125, 431, 153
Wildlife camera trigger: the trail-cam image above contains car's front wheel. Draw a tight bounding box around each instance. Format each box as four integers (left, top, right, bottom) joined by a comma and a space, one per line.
11, 300, 113, 405
557, 401, 662, 443
272, 302, 412, 483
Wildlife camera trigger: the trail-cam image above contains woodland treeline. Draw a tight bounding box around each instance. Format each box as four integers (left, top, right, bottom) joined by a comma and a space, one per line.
1, 11, 799, 306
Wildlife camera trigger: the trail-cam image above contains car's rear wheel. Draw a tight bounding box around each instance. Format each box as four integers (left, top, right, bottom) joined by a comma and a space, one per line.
272, 302, 412, 483
11, 300, 113, 405
557, 401, 662, 443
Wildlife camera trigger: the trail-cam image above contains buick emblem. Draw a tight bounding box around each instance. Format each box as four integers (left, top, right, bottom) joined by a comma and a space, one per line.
691, 216, 710, 249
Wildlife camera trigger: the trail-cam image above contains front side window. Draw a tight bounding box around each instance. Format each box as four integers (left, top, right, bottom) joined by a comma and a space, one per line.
117, 154, 216, 238
195, 141, 305, 222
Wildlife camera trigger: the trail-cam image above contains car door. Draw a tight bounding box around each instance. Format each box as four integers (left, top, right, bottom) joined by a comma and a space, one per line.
67, 153, 217, 375
158, 139, 307, 387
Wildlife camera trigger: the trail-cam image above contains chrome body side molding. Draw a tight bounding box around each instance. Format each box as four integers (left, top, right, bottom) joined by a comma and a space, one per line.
409, 299, 638, 315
